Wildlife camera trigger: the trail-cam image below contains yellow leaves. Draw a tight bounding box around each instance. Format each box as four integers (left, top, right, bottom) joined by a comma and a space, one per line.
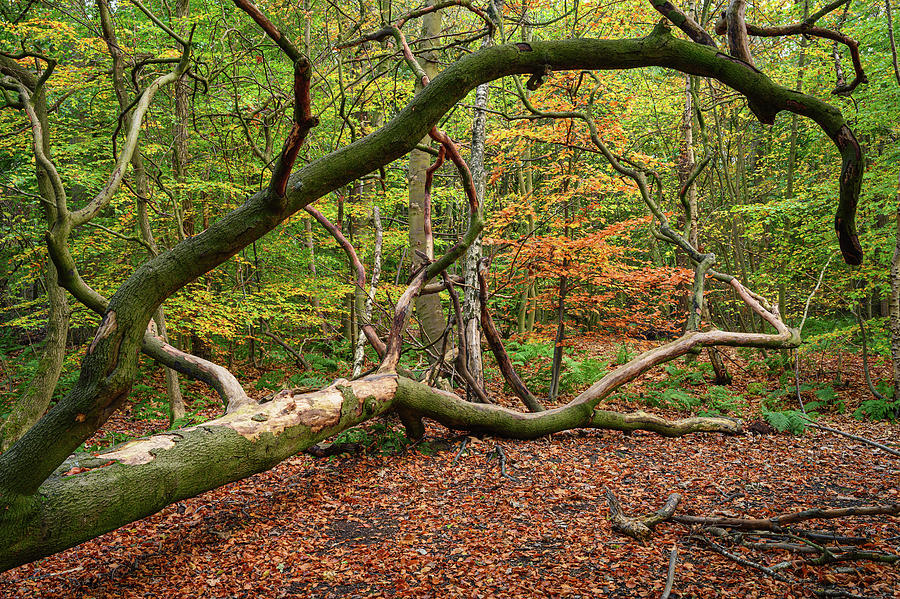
3, 18, 107, 60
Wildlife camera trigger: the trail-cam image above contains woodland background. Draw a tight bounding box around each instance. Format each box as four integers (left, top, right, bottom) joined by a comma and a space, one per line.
1, 0, 899, 597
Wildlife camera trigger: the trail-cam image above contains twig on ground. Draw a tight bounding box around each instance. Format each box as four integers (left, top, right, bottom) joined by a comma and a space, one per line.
604, 488, 681, 540
451, 437, 469, 465
674, 503, 900, 530
494, 444, 515, 480
798, 415, 900, 458
696, 535, 794, 584
660, 544, 678, 599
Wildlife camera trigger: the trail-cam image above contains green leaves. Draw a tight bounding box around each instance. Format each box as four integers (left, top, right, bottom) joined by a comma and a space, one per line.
762, 408, 810, 435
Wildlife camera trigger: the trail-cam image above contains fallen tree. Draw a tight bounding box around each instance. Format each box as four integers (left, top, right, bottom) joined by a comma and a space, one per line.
0, 0, 865, 572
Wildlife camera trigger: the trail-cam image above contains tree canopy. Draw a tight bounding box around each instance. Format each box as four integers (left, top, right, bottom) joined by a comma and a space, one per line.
1, 0, 899, 591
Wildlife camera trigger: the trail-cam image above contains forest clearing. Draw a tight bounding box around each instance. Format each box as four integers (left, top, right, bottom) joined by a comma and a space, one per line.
1, 0, 899, 596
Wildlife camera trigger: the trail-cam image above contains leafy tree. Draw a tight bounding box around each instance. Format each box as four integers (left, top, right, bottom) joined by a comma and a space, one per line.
0, 0, 870, 571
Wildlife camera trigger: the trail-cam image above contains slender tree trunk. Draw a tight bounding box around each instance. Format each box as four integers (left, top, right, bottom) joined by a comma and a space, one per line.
890, 170, 900, 399
98, 0, 186, 422
130, 110, 184, 422
680, 74, 699, 249
302, 0, 324, 333
677, 73, 698, 338
464, 42, 491, 393
409, 5, 445, 348
786, 0, 809, 199
516, 151, 536, 334
172, 0, 208, 365
0, 55, 69, 450
548, 198, 570, 401
153, 310, 185, 423
100, 0, 187, 419
173, 0, 191, 238
887, 0, 900, 85
353, 207, 382, 378
526, 282, 537, 331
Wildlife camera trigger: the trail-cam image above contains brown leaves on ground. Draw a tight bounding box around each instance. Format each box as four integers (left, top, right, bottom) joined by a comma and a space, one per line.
1, 346, 898, 598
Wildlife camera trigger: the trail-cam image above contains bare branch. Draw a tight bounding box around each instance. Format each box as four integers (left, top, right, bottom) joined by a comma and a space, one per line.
71, 46, 192, 226
269, 58, 319, 199
304, 205, 386, 358
129, 0, 191, 47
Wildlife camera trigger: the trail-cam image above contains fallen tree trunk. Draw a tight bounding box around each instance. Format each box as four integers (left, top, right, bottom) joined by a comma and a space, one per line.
0, 368, 734, 572
0, 315, 793, 571
0, 374, 399, 572
673, 503, 900, 530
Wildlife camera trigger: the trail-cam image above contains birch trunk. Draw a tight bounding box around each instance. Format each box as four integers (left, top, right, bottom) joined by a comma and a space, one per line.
353, 207, 383, 378
464, 42, 491, 392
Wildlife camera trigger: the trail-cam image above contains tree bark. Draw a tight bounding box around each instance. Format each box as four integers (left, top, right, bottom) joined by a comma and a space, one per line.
0, 302, 798, 571
0, 60, 69, 451
464, 52, 490, 394
786, 0, 809, 199
2, 23, 862, 468
549, 166, 573, 401
725, 0, 754, 65
409, 4, 446, 348
352, 207, 383, 378
891, 170, 900, 399
99, 0, 186, 423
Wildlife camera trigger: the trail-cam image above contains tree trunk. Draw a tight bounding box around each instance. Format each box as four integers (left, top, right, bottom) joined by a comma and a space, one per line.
786, 0, 809, 199
890, 170, 900, 399
0, 58, 69, 450
152, 309, 186, 423
678, 72, 699, 346
516, 155, 537, 335
172, 0, 209, 362
98, 0, 185, 422
464, 44, 491, 393
0, 312, 800, 571
0, 26, 864, 574
549, 197, 571, 402
352, 207, 382, 378
173, 0, 191, 238
409, 4, 446, 348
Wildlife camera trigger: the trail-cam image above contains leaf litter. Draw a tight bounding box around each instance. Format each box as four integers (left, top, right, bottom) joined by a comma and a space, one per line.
1, 345, 898, 598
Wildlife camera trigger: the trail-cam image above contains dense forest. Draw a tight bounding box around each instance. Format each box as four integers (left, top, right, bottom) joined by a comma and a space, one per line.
1, 0, 899, 596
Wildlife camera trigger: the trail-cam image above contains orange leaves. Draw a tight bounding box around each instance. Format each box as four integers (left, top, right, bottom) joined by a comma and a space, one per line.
489, 210, 691, 335
484, 196, 537, 236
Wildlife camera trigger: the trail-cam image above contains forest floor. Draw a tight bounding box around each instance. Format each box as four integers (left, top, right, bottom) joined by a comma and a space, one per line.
1, 339, 899, 599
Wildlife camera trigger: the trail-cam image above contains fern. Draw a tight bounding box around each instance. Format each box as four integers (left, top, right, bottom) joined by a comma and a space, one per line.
762, 409, 810, 435
560, 357, 609, 393
657, 388, 700, 410
855, 398, 900, 421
